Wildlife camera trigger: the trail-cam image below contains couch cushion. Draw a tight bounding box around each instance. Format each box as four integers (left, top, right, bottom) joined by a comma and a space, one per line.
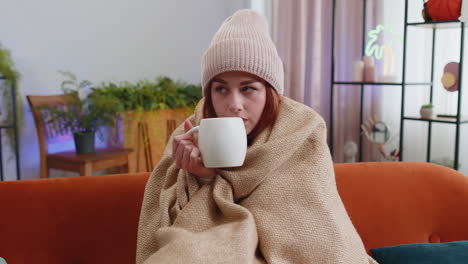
370, 240, 468, 264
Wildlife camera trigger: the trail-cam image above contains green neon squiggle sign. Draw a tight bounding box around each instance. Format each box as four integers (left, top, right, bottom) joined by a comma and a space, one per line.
365, 24, 402, 76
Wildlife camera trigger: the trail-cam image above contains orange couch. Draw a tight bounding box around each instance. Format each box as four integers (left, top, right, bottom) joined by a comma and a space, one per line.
0, 162, 467, 263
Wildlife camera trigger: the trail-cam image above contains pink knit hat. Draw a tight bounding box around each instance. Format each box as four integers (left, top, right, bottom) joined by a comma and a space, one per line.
201, 9, 284, 94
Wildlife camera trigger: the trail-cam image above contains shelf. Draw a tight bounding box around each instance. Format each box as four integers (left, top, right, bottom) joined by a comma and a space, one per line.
404, 82, 433, 86
330, 0, 466, 169
403, 116, 468, 124
0, 123, 13, 129
406, 20, 465, 29
0, 68, 20, 180
333, 81, 402, 86
333, 81, 432, 86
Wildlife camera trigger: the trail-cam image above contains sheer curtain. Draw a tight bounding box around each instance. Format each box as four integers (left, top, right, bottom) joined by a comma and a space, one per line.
271, 0, 332, 119
271, 0, 383, 163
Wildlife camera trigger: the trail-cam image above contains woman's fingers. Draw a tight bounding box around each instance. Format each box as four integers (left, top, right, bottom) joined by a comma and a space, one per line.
190, 147, 216, 179
173, 133, 195, 161
189, 147, 202, 169
182, 145, 193, 168
184, 119, 193, 133
192, 148, 202, 165
176, 140, 189, 168
170, 123, 208, 174
173, 133, 194, 151
174, 138, 199, 169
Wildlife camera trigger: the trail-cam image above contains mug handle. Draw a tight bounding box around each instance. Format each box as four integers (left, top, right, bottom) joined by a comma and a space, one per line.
186, 126, 199, 135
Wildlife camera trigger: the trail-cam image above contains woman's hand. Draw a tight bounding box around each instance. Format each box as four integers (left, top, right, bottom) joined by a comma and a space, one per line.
172, 119, 217, 179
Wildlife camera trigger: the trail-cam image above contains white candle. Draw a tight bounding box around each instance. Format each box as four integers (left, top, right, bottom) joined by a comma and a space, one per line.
352, 60, 364, 82
363, 56, 374, 66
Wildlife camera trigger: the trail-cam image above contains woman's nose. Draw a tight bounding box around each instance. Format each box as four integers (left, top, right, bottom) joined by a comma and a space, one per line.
228, 94, 243, 113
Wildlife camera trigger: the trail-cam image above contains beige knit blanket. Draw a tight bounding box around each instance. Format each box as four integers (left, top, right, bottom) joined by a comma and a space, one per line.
136, 96, 378, 264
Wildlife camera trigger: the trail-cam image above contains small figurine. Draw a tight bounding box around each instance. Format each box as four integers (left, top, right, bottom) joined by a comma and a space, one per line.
441, 62, 459, 92
361, 119, 400, 161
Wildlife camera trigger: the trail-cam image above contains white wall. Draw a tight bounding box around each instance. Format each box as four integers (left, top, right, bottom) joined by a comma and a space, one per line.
0, 0, 250, 180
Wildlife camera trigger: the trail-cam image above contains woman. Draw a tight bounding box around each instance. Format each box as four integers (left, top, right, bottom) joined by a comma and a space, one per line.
136, 9, 378, 264
171, 70, 279, 182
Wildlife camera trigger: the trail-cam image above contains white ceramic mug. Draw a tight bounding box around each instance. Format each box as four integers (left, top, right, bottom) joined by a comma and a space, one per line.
186, 117, 247, 168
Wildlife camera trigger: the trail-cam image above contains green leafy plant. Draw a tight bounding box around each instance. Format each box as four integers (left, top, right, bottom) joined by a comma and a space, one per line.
88, 76, 202, 112
0, 42, 23, 153
41, 71, 118, 141
86, 76, 201, 153
421, 103, 434, 108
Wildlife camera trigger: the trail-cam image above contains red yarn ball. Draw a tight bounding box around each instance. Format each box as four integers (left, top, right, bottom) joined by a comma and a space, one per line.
425, 0, 462, 21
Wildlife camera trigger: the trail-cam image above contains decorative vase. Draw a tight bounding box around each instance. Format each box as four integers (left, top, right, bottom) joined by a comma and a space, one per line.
352, 60, 364, 82
420, 107, 434, 119
343, 141, 358, 163
120, 107, 194, 172
363, 56, 376, 82
73, 131, 96, 154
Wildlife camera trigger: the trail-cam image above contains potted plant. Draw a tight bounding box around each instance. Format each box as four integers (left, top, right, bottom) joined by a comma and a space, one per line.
88, 76, 202, 170
420, 103, 434, 119
89, 76, 202, 111
42, 71, 118, 154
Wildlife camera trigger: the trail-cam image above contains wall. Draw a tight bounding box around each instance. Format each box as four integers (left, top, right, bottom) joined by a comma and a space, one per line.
0, 0, 250, 180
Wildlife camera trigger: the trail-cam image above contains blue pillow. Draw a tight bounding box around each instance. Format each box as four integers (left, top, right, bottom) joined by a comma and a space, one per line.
370, 240, 468, 264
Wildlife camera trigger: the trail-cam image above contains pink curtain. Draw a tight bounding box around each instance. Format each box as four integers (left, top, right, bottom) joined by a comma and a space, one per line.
272, 0, 383, 163
272, 0, 332, 120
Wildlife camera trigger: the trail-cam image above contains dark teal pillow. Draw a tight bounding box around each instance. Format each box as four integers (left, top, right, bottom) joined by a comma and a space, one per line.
370, 241, 468, 264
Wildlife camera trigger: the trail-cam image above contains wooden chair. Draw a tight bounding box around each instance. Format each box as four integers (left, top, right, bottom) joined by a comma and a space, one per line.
27, 94, 133, 178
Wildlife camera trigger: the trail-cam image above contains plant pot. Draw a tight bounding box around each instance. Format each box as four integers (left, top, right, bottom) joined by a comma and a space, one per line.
119, 107, 194, 172
73, 131, 96, 154
420, 107, 434, 119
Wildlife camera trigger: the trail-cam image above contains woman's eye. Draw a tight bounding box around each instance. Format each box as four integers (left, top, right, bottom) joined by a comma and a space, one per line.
242, 86, 256, 92
215, 86, 226, 93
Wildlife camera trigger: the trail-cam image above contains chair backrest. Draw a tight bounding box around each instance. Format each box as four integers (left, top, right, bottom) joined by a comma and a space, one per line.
335, 162, 468, 252
26, 94, 78, 171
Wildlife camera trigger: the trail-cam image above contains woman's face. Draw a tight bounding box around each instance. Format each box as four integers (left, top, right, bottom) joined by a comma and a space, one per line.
210, 71, 267, 134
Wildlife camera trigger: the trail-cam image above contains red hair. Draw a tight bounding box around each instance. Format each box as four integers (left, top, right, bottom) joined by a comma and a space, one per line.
203, 80, 281, 144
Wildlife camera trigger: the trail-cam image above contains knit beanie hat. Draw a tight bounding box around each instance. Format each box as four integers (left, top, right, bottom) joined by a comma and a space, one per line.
201, 9, 284, 94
